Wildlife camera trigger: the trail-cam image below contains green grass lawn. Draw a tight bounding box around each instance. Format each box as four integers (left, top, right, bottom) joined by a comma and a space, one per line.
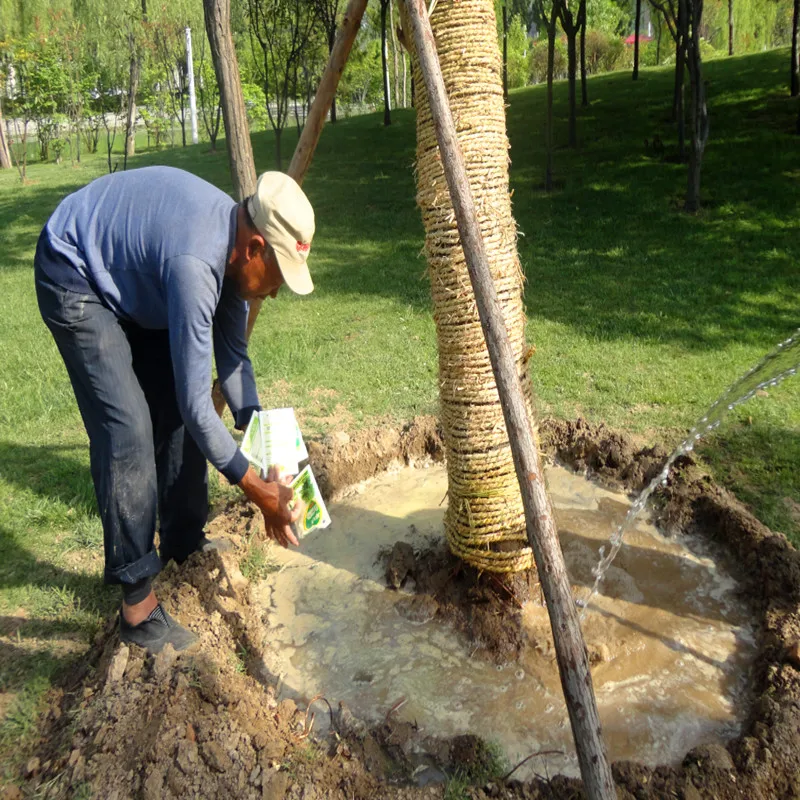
1, 48, 799, 780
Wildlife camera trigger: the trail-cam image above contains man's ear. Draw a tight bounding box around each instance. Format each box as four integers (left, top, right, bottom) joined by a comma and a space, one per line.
246, 233, 266, 261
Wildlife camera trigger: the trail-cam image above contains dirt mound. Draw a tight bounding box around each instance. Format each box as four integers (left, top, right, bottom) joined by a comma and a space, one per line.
12, 417, 800, 800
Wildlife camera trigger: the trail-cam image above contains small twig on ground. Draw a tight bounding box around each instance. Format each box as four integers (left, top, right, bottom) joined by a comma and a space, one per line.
384, 696, 407, 722
501, 749, 564, 782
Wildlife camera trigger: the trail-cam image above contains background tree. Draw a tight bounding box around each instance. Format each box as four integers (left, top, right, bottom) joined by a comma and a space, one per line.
312, 0, 341, 120
728, 0, 734, 54
792, 0, 798, 95
196, 33, 223, 148
558, 0, 585, 146
535, 0, 562, 189
123, 0, 148, 160
684, 0, 708, 210
380, 0, 391, 124
650, 0, 686, 156
633, 0, 642, 77
579, 0, 588, 105
247, 0, 318, 167
153, 21, 191, 146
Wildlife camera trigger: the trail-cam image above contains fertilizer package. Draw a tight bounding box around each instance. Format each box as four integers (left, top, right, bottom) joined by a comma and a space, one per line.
240, 408, 330, 537
289, 465, 331, 539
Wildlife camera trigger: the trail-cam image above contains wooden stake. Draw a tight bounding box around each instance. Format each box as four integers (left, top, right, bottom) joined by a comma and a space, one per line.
287, 0, 369, 183
245, 0, 368, 336
402, 0, 616, 797
211, 0, 369, 415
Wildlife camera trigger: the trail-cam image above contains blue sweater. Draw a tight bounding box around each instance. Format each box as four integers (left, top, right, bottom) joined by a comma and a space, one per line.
38, 166, 259, 484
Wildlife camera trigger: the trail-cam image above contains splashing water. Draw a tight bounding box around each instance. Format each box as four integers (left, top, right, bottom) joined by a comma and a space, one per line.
578, 328, 800, 620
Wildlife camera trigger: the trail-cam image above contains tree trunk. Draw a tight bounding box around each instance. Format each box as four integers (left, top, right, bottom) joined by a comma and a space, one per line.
186, 27, 200, 145
633, 0, 642, 79
567, 31, 577, 146
382, 0, 392, 125
545, 5, 557, 190
503, 2, 508, 102
656, 11, 662, 62
0, 102, 11, 169
124, 46, 140, 163
403, 51, 408, 106
203, 0, 257, 201
328, 28, 338, 123
672, 27, 682, 119
685, 0, 707, 212
287, 0, 369, 181
579, 0, 588, 106
791, 0, 799, 96
728, 0, 734, 55
403, 0, 535, 577
390, 0, 401, 107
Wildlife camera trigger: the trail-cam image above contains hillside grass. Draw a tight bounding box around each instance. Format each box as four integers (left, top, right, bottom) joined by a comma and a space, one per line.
0, 47, 798, 781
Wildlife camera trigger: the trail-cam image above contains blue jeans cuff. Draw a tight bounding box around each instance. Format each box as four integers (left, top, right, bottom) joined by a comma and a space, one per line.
104, 550, 163, 586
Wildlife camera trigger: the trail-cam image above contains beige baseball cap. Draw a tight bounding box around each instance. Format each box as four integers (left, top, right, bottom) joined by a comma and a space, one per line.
247, 172, 315, 295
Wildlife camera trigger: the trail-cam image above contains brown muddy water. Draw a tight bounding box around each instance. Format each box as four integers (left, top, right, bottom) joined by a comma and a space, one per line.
255, 463, 756, 780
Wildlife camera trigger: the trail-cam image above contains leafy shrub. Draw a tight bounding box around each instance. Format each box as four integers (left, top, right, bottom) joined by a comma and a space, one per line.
529, 37, 568, 84
584, 29, 628, 74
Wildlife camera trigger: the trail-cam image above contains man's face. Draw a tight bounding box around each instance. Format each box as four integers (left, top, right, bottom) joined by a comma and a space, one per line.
236, 242, 285, 301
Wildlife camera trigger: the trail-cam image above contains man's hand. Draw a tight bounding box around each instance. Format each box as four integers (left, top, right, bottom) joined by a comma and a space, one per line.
238, 466, 301, 548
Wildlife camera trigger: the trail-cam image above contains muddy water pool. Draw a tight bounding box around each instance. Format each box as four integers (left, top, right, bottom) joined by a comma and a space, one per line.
255, 464, 756, 779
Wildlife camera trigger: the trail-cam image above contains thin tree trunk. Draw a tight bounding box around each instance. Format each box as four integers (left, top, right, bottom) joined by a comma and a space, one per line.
633, 0, 642, 78
402, 0, 616, 795
403, 51, 408, 106
381, 0, 391, 125
186, 27, 200, 144
728, 0, 734, 55
676, 33, 686, 158
685, 0, 707, 212
328, 27, 338, 123
567, 31, 577, 146
672, 24, 682, 119
545, 5, 557, 190
579, 0, 588, 106
203, 0, 257, 201
0, 101, 11, 169
390, 0, 401, 107
656, 10, 662, 62
791, 0, 799, 96
503, 2, 508, 102
124, 44, 140, 164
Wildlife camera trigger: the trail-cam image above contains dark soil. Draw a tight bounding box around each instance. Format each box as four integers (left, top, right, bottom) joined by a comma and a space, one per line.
12, 417, 800, 800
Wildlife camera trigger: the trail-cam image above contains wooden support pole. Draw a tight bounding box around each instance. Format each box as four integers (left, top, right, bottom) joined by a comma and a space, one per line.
288, 0, 369, 183
244, 0, 367, 341
212, 0, 369, 415
243, 0, 367, 341
402, 0, 616, 797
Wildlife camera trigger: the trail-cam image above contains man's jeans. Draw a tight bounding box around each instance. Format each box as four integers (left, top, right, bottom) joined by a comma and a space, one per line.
34, 263, 209, 587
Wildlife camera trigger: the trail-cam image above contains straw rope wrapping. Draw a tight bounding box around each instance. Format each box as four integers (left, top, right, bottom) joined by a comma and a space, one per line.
404, 0, 537, 573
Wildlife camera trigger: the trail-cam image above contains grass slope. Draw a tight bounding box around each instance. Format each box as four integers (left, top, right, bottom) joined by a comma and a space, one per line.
0, 48, 798, 780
